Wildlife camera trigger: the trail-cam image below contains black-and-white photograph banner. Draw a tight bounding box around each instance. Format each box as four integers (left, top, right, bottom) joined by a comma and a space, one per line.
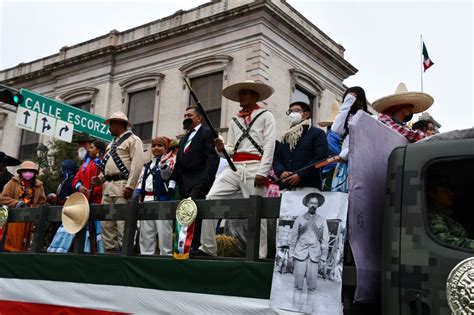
270, 190, 348, 314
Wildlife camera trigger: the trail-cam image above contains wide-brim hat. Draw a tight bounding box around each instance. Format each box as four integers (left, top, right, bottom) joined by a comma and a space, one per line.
302, 192, 325, 207
62, 192, 90, 234
104, 111, 132, 127
72, 132, 95, 143
0, 152, 21, 167
16, 161, 38, 174
222, 80, 274, 102
372, 83, 434, 114
318, 100, 341, 127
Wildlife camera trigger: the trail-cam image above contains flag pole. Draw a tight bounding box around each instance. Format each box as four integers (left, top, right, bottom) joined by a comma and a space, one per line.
420, 34, 424, 92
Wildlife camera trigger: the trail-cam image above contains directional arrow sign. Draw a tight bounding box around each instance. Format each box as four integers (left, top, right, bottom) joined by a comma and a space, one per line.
35, 113, 56, 137
19, 89, 112, 142
54, 120, 74, 143
15, 108, 37, 131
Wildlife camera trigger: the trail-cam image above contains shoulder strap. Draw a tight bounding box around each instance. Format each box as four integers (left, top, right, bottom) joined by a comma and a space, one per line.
99, 132, 133, 175
232, 110, 268, 155
140, 161, 152, 194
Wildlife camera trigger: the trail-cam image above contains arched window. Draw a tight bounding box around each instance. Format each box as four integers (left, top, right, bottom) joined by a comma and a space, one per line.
119, 73, 164, 141
289, 69, 325, 123
59, 87, 99, 113
179, 55, 233, 128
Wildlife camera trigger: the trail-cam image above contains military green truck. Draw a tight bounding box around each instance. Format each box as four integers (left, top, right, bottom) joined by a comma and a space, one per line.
379, 133, 474, 315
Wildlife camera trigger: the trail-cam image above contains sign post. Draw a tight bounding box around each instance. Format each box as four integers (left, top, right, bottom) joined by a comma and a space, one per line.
15, 89, 112, 142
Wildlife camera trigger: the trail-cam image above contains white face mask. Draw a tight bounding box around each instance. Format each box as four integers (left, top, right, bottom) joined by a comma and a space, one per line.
288, 112, 303, 126
77, 147, 87, 160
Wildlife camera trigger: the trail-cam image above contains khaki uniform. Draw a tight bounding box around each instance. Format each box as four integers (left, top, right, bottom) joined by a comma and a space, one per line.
290, 211, 329, 290
101, 131, 144, 251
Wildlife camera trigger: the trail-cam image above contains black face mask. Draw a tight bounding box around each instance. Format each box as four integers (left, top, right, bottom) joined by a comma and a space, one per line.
182, 118, 193, 131
404, 112, 414, 123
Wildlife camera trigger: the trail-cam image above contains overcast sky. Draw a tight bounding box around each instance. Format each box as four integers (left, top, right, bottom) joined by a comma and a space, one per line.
1, 0, 472, 131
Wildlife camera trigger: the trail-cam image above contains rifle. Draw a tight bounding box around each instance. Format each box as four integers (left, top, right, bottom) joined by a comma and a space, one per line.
87, 163, 99, 254
272, 155, 341, 184
184, 78, 237, 172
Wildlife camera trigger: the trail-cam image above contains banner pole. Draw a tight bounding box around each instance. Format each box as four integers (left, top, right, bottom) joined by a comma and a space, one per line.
420, 34, 424, 92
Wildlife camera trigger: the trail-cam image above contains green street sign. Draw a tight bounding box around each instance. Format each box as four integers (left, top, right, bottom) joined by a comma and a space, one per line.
19, 89, 112, 142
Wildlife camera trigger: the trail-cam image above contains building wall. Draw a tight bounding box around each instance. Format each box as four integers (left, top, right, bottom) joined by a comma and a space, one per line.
0, 0, 357, 159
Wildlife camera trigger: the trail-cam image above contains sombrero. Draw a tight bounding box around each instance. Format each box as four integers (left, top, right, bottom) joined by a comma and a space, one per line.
222, 80, 274, 102
16, 161, 38, 174
104, 111, 132, 127
62, 192, 90, 234
302, 192, 325, 207
318, 100, 341, 127
0, 152, 21, 166
372, 83, 433, 114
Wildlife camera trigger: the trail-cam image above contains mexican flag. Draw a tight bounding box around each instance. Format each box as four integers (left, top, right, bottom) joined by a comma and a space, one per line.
422, 42, 434, 72
0, 253, 274, 313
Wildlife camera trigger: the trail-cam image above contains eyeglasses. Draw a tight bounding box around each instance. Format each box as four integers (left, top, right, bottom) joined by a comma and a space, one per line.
286, 109, 303, 116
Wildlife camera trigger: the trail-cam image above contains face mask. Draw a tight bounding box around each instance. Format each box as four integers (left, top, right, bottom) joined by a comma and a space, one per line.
288, 112, 303, 126
77, 147, 87, 160
404, 112, 414, 123
182, 118, 193, 131
21, 171, 35, 181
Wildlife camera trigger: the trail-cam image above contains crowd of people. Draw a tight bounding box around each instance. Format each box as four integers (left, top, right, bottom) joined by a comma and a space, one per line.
1, 78, 459, 257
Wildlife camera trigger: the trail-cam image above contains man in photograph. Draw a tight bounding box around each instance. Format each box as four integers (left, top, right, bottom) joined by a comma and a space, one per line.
290, 192, 329, 291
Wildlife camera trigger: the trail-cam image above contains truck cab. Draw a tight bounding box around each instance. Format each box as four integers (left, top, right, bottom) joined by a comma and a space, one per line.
383, 136, 474, 314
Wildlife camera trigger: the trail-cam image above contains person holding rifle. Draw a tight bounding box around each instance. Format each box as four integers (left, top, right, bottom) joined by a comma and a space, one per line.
273, 101, 328, 190
74, 140, 106, 253
47, 140, 107, 253
201, 80, 276, 258
94, 112, 144, 254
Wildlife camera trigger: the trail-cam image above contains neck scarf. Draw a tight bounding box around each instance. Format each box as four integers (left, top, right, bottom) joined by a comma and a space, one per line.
283, 119, 312, 151
238, 105, 261, 126
19, 178, 34, 206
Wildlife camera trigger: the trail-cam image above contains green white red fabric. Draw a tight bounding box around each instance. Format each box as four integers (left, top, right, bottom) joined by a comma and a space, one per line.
173, 221, 195, 259
0, 254, 274, 313
422, 42, 434, 72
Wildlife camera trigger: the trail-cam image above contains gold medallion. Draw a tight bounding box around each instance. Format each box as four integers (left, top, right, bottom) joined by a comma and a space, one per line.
446, 257, 474, 314
176, 197, 197, 226
0, 205, 8, 226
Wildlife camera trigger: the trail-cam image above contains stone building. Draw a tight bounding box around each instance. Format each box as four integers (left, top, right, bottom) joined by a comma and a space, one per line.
0, 0, 356, 161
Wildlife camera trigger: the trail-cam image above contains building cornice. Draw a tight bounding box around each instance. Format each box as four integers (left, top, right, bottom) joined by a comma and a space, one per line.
0, 0, 356, 85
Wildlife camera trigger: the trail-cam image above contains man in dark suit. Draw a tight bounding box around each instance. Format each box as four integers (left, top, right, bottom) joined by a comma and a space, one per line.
273, 101, 328, 190
169, 106, 220, 254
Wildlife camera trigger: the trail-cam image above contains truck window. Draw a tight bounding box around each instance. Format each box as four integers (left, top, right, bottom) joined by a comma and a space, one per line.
424, 157, 474, 252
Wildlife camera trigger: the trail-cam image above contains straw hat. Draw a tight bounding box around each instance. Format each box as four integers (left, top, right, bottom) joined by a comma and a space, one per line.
318, 100, 341, 127
302, 192, 325, 207
0, 152, 21, 166
16, 161, 38, 174
62, 192, 90, 234
222, 80, 274, 102
104, 111, 132, 127
372, 83, 433, 114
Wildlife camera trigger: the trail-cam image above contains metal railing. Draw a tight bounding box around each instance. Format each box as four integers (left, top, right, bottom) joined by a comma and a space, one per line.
2, 195, 281, 261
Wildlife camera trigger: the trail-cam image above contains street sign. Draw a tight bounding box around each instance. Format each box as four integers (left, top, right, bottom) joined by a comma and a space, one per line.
54, 120, 74, 143
18, 89, 113, 142
14, 108, 37, 131
35, 113, 56, 137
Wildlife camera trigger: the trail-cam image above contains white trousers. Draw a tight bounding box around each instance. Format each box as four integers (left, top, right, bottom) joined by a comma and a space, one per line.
139, 196, 173, 256
139, 219, 173, 256
199, 162, 267, 258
